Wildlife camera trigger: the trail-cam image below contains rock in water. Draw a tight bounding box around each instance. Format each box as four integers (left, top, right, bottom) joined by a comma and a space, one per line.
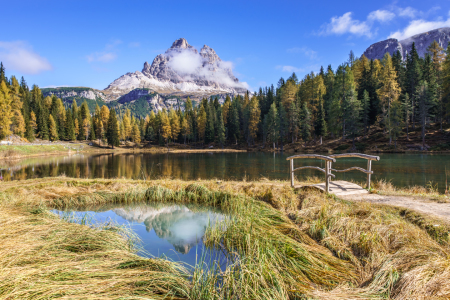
363, 27, 450, 60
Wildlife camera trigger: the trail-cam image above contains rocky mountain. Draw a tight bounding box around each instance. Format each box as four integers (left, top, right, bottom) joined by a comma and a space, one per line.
103, 38, 247, 101
363, 27, 450, 60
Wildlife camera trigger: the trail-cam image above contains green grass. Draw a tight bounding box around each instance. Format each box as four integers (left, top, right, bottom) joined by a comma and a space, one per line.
0, 144, 84, 157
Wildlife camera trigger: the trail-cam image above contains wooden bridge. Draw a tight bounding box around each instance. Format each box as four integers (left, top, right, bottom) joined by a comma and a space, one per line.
287, 153, 380, 196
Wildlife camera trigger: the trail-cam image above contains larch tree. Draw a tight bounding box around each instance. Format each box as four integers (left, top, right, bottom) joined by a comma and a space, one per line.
160, 110, 171, 150
377, 53, 401, 145
48, 115, 58, 141
0, 81, 12, 139
169, 109, 180, 142
248, 95, 260, 145
131, 123, 141, 146
197, 105, 207, 145
361, 90, 370, 135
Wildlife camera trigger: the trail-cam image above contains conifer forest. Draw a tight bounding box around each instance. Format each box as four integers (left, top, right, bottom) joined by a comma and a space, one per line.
1, 41, 449, 150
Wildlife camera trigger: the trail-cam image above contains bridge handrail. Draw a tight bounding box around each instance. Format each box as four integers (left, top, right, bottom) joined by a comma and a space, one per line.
329, 153, 380, 161
286, 154, 336, 162
288, 153, 380, 192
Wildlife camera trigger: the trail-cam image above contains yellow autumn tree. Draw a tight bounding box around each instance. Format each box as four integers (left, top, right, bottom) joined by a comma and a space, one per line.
222, 95, 231, 125
82, 118, 90, 140
281, 79, 297, 109
48, 115, 58, 141
169, 109, 180, 141
377, 53, 401, 145
197, 105, 207, 144
131, 123, 141, 145
0, 81, 12, 139
74, 118, 79, 136
160, 110, 171, 148
122, 113, 131, 140
248, 95, 261, 144
100, 105, 110, 128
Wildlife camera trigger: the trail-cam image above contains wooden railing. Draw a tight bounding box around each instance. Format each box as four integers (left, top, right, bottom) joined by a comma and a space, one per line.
286, 153, 380, 192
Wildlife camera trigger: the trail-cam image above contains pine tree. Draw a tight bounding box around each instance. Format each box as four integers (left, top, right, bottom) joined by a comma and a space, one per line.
288, 102, 299, 143
402, 93, 412, 140
267, 102, 279, 149
65, 110, 76, 141
106, 110, 119, 149
217, 107, 226, 148
314, 99, 327, 144
299, 101, 311, 144
228, 99, 240, 144
417, 81, 433, 148
406, 43, 422, 129
361, 90, 370, 135
390, 99, 403, 149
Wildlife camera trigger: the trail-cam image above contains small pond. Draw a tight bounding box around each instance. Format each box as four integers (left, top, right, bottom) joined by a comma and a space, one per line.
54, 203, 229, 268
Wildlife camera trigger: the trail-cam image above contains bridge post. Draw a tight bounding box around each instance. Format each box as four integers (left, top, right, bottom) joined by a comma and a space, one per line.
367, 160, 372, 188
325, 161, 330, 193
290, 159, 294, 187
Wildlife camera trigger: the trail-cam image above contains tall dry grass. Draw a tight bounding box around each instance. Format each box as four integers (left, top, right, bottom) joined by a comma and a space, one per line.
1, 177, 450, 299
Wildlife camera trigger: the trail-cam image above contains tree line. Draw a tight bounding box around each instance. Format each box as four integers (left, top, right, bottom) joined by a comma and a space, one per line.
0, 40, 449, 149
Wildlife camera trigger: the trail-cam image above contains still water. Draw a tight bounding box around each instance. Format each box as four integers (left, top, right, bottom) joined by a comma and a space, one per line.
2, 152, 450, 192
54, 203, 228, 267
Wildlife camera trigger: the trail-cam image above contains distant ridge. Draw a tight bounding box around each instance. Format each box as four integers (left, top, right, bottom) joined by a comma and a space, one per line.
362, 27, 450, 60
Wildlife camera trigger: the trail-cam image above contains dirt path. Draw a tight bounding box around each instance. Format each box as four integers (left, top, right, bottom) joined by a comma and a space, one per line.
342, 193, 450, 222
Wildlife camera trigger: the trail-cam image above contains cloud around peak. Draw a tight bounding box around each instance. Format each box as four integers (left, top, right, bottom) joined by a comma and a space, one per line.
0, 41, 52, 75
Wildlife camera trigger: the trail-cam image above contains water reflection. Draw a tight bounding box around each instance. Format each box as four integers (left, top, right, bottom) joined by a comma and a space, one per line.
54, 203, 227, 266
2, 152, 450, 193
113, 205, 226, 254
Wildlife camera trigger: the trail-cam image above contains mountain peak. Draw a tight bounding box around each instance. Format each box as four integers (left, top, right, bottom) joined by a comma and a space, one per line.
363, 27, 450, 60
169, 38, 193, 50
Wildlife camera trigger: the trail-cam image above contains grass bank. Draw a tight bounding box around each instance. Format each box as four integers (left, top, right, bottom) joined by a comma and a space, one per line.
1, 178, 450, 299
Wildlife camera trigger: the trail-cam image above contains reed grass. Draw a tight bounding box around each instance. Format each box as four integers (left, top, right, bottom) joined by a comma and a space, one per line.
1, 177, 450, 299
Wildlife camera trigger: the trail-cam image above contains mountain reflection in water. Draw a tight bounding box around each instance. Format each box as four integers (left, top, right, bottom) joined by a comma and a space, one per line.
55, 203, 228, 266
113, 205, 226, 254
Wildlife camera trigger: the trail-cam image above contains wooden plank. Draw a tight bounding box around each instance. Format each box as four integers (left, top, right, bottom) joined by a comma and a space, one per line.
295, 180, 369, 196
286, 154, 336, 162
329, 153, 380, 161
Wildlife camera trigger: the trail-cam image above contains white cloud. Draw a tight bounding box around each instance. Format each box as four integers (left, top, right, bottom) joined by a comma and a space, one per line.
320, 12, 373, 37
287, 47, 317, 59
389, 17, 450, 40
368, 10, 395, 22
0, 41, 52, 75
86, 52, 117, 63
129, 42, 140, 48
398, 7, 417, 18
105, 39, 122, 50
165, 49, 249, 90
275, 65, 304, 73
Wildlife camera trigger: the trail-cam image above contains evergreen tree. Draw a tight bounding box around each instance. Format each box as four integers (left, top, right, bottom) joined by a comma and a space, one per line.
65, 110, 76, 141
288, 102, 299, 143
406, 43, 422, 129
314, 99, 327, 144
361, 90, 370, 135
0, 81, 12, 139
217, 107, 226, 148
417, 81, 433, 148
299, 101, 311, 144
0, 62, 7, 85
267, 102, 279, 149
248, 95, 260, 145
106, 110, 119, 149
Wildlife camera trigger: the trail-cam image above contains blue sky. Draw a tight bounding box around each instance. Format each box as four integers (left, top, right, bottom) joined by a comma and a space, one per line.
1, 0, 450, 91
